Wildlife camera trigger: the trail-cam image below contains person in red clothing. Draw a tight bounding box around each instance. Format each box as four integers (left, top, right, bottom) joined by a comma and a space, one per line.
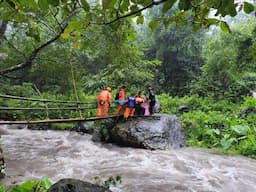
116, 86, 127, 115
97, 87, 112, 117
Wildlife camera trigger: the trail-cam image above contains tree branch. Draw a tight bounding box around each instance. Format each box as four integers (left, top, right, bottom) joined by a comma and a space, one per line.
0, 26, 67, 75
0, 20, 7, 38
3, 36, 27, 58
0, 4, 79, 76
103, 0, 168, 25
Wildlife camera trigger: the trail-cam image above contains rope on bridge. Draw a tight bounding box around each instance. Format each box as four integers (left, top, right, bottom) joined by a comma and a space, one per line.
0, 94, 91, 104
0, 93, 118, 124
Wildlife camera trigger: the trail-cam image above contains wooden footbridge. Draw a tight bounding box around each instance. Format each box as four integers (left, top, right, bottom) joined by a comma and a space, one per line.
0, 94, 120, 125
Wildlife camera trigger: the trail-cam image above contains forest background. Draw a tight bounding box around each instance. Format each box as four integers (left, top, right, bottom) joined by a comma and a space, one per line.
1, 0, 256, 159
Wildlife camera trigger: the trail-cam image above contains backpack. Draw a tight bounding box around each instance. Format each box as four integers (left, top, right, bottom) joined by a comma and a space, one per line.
115, 92, 119, 100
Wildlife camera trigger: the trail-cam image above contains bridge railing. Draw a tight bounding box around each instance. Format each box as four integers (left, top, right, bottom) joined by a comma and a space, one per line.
0, 94, 118, 124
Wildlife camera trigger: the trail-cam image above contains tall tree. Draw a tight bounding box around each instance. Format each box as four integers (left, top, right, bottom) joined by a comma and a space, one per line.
140, 6, 204, 95
195, 18, 256, 100
0, 0, 254, 76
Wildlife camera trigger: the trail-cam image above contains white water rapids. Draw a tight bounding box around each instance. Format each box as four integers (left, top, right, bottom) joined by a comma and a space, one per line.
1, 126, 256, 192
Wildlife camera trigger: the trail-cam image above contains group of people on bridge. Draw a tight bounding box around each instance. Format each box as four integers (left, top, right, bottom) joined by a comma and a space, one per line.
96, 85, 156, 119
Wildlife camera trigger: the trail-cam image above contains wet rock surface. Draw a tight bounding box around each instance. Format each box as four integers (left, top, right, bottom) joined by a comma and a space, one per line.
108, 114, 185, 149
48, 178, 111, 192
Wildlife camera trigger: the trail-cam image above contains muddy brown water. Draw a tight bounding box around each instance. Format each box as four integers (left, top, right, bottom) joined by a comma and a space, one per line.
1, 126, 256, 192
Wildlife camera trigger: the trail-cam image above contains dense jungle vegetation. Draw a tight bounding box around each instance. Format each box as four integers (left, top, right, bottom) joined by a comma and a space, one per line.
0, 0, 256, 165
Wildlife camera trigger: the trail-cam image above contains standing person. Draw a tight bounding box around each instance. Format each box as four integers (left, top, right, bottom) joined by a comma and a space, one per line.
96, 87, 112, 117
116, 86, 127, 115
123, 93, 136, 119
135, 91, 144, 116
148, 86, 156, 115
141, 97, 150, 116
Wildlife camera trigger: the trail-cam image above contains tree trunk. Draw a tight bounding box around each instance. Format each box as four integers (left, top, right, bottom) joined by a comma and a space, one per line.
0, 20, 8, 38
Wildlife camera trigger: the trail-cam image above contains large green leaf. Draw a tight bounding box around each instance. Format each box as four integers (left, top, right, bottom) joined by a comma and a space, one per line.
120, 0, 130, 12
220, 21, 231, 33
148, 20, 159, 30
38, 0, 49, 11
162, 0, 176, 14
47, 0, 59, 7
102, 0, 118, 9
220, 137, 236, 150
40, 178, 52, 189
216, 0, 237, 17
5, 0, 16, 8
244, 2, 255, 14
206, 18, 220, 25
102, 0, 110, 9
80, 0, 90, 11
178, 0, 191, 11
137, 0, 151, 7
136, 15, 144, 24
69, 20, 84, 30
231, 125, 248, 135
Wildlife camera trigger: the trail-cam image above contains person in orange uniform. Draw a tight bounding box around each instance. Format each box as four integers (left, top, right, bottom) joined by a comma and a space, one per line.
116, 86, 127, 115
97, 87, 112, 117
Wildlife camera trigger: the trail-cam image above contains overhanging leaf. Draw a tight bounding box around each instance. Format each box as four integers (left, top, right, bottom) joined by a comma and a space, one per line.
136, 15, 144, 24
102, 0, 110, 9
220, 21, 231, 33
80, 0, 90, 11
244, 2, 255, 14
231, 125, 248, 135
148, 20, 159, 30
206, 18, 220, 25
162, 0, 176, 14
47, 0, 59, 7
61, 32, 70, 39
137, 0, 152, 7
73, 41, 81, 49
178, 0, 191, 10
38, 0, 49, 11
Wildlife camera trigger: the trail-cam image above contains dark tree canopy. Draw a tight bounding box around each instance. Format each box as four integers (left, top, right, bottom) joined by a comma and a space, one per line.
0, 0, 255, 75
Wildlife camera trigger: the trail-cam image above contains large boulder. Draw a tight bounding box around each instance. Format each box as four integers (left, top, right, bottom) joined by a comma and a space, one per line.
108, 114, 185, 150
48, 178, 111, 192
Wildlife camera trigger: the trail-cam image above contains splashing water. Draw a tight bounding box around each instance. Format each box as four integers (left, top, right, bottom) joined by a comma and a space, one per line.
1, 126, 256, 192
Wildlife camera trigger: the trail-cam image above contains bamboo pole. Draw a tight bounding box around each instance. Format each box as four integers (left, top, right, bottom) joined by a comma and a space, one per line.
70, 61, 83, 118
0, 115, 120, 124
0, 107, 95, 110
0, 94, 91, 104
0, 115, 160, 125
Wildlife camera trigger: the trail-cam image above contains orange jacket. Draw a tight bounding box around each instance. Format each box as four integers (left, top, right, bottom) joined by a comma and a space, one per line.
135, 96, 144, 104
97, 90, 112, 103
119, 88, 126, 100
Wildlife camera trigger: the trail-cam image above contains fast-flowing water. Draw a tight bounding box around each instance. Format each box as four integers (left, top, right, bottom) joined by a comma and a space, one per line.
1, 126, 256, 192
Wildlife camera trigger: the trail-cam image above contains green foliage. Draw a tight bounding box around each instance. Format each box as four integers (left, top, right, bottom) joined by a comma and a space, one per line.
244, 2, 255, 14
94, 175, 122, 189
51, 123, 75, 130
195, 18, 256, 100
159, 94, 256, 158
0, 178, 52, 192
142, 7, 204, 96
